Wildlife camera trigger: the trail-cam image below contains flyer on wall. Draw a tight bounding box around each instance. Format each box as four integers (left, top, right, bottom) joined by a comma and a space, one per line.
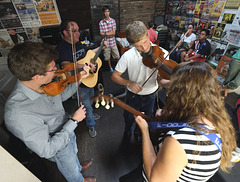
12, 0, 41, 27
34, 0, 60, 25
0, 0, 22, 28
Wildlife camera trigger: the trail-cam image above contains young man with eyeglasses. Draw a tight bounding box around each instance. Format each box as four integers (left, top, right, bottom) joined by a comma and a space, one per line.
4, 42, 97, 182
56, 19, 105, 138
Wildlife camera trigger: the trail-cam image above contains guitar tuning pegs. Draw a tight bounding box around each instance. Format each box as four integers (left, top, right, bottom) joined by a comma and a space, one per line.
110, 99, 114, 108
101, 97, 106, 106
105, 99, 110, 110
95, 98, 100, 108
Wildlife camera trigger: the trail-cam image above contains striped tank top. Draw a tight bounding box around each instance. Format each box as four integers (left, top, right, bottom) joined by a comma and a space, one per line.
143, 126, 221, 182
167, 127, 221, 182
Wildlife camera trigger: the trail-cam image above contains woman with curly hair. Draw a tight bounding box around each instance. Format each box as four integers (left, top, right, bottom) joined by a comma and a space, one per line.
135, 62, 236, 182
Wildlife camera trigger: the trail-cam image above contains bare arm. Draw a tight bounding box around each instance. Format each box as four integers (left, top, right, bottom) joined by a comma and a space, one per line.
100, 30, 116, 38
135, 116, 188, 182
111, 70, 142, 93
135, 116, 157, 179
150, 136, 188, 182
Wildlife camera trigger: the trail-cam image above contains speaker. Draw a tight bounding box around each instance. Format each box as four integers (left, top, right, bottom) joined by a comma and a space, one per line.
39, 25, 62, 45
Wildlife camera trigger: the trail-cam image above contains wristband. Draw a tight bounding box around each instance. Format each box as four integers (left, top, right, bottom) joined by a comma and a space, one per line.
71, 118, 78, 125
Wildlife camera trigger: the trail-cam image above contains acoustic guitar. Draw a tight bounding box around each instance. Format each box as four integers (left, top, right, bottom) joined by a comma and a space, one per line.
77, 41, 105, 88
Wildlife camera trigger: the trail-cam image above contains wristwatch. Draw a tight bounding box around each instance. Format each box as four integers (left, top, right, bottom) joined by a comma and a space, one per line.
71, 118, 78, 125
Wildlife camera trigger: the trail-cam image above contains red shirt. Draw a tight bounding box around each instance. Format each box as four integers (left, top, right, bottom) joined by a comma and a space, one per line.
148, 29, 157, 44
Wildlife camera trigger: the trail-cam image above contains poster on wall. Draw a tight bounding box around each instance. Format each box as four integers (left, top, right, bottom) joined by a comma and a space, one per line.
0, 29, 14, 49
216, 55, 231, 84
221, 24, 240, 46
7, 28, 28, 44
26, 26, 42, 42
0, 0, 22, 28
221, 13, 236, 24
224, 44, 240, 58
186, 1, 197, 17
208, 39, 228, 64
210, 0, 226, 21
212, 23, 226, 40
34, 0, 60, 25
224, 0, 240, 10
13, 0, 41, 27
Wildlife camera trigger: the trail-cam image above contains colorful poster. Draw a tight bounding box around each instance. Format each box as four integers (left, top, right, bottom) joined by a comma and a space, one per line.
0, 0, 22, 28
186, 1, 197, 17
210, 0, 226, 21
208, 21, 218, 39
13, 0, 41, 27
216, 55, 231, 83
221, 13, 236, 24
34, 0, 60, 25
213, 23, 226, 40
194, 1, 206, 18
196, 19, 208, 33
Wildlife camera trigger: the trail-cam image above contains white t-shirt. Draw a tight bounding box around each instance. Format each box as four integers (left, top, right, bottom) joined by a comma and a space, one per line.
115, 45, 169, 95
181, 33, 196, 46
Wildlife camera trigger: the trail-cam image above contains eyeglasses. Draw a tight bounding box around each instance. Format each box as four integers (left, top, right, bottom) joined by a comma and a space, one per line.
66, 29, 80, 33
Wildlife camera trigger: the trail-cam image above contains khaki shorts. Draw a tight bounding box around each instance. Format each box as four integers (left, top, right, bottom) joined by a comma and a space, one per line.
103, 45, 120, 61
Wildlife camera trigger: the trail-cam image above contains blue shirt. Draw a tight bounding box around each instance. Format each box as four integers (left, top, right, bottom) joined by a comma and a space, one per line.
56, 40, 89, 65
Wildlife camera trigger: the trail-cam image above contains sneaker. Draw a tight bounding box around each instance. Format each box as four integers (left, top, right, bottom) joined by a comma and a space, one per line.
93, 113, 100, 120
110, 68, 114, 73
89, 128, 97, 138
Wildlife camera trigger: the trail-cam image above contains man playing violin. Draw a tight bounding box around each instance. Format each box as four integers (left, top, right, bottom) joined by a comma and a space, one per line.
111, 21, 169, 144
5, 42, 96, 182
56, 19, 106, 138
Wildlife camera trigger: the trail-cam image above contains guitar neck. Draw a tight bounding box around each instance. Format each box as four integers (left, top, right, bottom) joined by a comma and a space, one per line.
93, 41, 105, 62
91, 94, 156, 122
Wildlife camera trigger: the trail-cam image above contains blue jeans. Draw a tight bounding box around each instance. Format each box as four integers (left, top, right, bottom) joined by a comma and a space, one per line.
123, 90, 156, 135
50, 133, 84, 182
223, 58, 240, 90
81, 87, 95, 128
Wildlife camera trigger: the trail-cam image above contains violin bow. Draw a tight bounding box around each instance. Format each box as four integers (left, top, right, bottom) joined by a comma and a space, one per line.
141, 29, 190, 87
70, 25, 81, 107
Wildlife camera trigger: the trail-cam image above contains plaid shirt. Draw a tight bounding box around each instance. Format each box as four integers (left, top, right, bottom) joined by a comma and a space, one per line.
99, 17, 117, 47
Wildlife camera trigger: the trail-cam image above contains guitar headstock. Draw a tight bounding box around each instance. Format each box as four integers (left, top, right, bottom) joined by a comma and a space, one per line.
91, 94, 115, 110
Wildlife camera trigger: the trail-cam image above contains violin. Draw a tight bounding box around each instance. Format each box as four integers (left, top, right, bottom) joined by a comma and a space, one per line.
41, 63, 83, 96
142, 46, 178, 80
141, 30, 190, 86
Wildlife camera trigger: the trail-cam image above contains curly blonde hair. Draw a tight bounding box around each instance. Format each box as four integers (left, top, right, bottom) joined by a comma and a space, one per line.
160, 62, 236, 172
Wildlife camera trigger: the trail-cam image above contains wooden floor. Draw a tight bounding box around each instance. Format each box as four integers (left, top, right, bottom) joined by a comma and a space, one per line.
3, 61, 240, 182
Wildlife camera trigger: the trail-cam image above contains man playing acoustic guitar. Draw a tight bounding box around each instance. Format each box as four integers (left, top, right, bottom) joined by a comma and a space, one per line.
56, 19, 106, 138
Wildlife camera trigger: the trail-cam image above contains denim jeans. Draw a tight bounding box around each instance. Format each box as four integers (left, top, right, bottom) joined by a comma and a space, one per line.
123, 90, 156, 135
50, 132, 84, 182
80, 87, 95, 128
224, 58, 240, 90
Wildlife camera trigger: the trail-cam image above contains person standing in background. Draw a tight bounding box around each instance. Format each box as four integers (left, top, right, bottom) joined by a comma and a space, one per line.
99, 5, 120, 73
147, 21, 157, 44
